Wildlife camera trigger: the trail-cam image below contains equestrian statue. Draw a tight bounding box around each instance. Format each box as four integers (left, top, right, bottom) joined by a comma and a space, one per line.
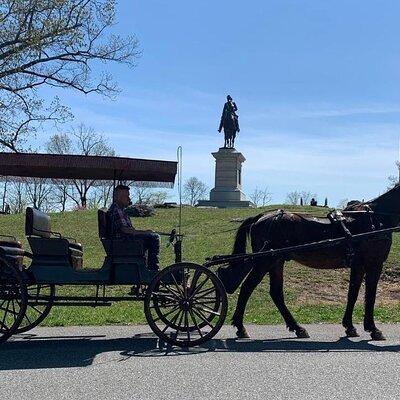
218, 95, 240, 148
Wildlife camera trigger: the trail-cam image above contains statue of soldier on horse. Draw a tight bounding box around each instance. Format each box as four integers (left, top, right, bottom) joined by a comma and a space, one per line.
218, 95, 240, 148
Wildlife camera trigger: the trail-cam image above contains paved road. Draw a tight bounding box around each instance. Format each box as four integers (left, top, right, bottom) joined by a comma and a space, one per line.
1, 324, 400, 400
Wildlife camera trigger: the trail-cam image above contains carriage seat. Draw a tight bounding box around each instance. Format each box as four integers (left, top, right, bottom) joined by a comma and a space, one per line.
25, 207, 83, 269
97, 209, 145, 257
0, 237, 24, 269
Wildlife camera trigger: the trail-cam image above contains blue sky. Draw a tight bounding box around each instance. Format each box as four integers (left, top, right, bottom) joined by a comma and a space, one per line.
38, 0, 400, 206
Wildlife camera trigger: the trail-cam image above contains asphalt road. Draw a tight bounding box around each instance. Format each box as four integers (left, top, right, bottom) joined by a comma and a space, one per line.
1, 324, 400, 400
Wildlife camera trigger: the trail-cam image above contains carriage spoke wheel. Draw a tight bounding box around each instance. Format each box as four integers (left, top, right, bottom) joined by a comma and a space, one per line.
145, 262, 227, 347
15, 284, 55, 334
0, 260, 27, 343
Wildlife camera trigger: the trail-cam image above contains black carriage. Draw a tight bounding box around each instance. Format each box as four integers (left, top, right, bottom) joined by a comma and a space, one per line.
0, 153, 227, 347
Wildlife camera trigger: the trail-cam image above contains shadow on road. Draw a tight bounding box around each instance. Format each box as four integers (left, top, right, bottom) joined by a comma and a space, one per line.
1, 333, 400, 371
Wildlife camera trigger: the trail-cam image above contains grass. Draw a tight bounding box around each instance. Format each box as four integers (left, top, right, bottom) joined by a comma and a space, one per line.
1, 205, 400, 327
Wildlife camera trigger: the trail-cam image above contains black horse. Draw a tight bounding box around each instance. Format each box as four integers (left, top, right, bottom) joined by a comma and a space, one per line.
218, 185, 400, 341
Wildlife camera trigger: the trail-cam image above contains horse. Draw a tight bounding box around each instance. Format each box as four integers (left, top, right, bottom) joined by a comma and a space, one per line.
217, 184, 400, 341
219, 111, 239, 148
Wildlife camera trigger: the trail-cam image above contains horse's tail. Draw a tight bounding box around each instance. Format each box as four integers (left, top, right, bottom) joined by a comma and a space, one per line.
232, 213, 262, 255
217, 213, 263, 294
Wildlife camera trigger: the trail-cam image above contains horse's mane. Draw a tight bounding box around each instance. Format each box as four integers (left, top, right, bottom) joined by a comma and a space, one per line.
343, 200, 368, 212
366, 184, 400, 211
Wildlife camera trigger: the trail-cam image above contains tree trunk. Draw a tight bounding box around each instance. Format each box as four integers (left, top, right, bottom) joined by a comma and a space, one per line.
2, 177, 7, 212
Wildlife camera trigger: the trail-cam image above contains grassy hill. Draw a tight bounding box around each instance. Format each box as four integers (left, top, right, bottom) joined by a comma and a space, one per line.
1, 205, 399, 327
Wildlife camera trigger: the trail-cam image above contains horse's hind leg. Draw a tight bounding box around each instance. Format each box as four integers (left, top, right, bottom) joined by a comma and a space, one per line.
269, 260, 310, 338
342, 265, 364, 337
232, 263, 267, 338
364, 263, 385, 340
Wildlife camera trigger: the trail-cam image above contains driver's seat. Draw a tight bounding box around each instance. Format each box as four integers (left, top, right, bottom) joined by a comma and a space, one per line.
97, 209, 145, 256
97, 209, 150, 284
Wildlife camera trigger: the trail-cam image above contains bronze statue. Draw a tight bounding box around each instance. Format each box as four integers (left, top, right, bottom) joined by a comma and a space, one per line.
218, 95, 240, 148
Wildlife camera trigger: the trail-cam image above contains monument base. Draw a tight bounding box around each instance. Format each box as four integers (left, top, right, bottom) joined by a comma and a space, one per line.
197, 146, 254, 208
197, 199, 254, 208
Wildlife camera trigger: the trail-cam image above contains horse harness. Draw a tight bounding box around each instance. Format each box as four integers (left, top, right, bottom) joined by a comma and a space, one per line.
261, 207, 381, 266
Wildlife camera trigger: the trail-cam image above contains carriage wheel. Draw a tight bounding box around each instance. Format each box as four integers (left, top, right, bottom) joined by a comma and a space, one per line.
151, 267, 222, 332
144, 262, 227, 347
15, 284, 55, 334
0, 259, 28, 343
188, 268, 222, 330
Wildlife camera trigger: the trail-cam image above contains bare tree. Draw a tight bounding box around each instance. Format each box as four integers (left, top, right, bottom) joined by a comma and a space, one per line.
0, 0, 140, 152
388, 160, 400, 189
285, 190, 300, 205
183, 177, 208, 206
46, 125, 115, 208
53, 183, 70, 212
8, 180, 27, 214
25, 177, 52, 210
249, 187, 262, 207
130, 183, 151, 205
286, 190, 317, 205
69, 124, 115, 208
46, 132, 73, 211
128, 183, 170, 206
85, 181, 113, 209
96, 181, 114, 208
260, 187, 272, 206
47, 132, 73, 154
0, 176, 8, 212
148, 191, 169, 205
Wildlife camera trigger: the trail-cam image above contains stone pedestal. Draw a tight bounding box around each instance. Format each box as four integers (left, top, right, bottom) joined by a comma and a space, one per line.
197, 148, 253, 208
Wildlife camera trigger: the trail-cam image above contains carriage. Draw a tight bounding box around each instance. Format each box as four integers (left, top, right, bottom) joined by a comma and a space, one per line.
2, 153, 400, 348
0, 152, 228, 347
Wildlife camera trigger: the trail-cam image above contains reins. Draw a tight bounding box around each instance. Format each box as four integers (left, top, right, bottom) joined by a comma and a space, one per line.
210, 208, 400, 237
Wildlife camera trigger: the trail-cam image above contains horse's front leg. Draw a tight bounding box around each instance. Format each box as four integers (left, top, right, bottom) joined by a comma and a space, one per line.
364, 263, 385, 340
232, 264, 267, 338
269, 261, 309, 338
342, 265, 364, 337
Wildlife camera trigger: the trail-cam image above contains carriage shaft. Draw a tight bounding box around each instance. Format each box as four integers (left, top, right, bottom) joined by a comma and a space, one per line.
206, 225, 400, 267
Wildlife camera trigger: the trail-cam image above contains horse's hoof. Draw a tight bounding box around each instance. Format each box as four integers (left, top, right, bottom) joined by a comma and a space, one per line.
236, 328, 250, 339
295, 328, 310, 339
370, 330, 386, 341
345, 327, 359, 338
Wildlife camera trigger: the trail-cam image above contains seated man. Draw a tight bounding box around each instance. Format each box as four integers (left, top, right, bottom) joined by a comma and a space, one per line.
107, 185, 160, 270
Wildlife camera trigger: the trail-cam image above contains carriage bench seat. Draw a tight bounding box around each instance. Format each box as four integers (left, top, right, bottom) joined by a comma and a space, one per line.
0, 239, 24, 269
97, 209, 145, 257
25, 207, 83, 270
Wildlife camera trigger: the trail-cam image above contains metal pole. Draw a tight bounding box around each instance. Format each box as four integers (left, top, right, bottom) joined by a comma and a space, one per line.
177, 146, 183, 236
